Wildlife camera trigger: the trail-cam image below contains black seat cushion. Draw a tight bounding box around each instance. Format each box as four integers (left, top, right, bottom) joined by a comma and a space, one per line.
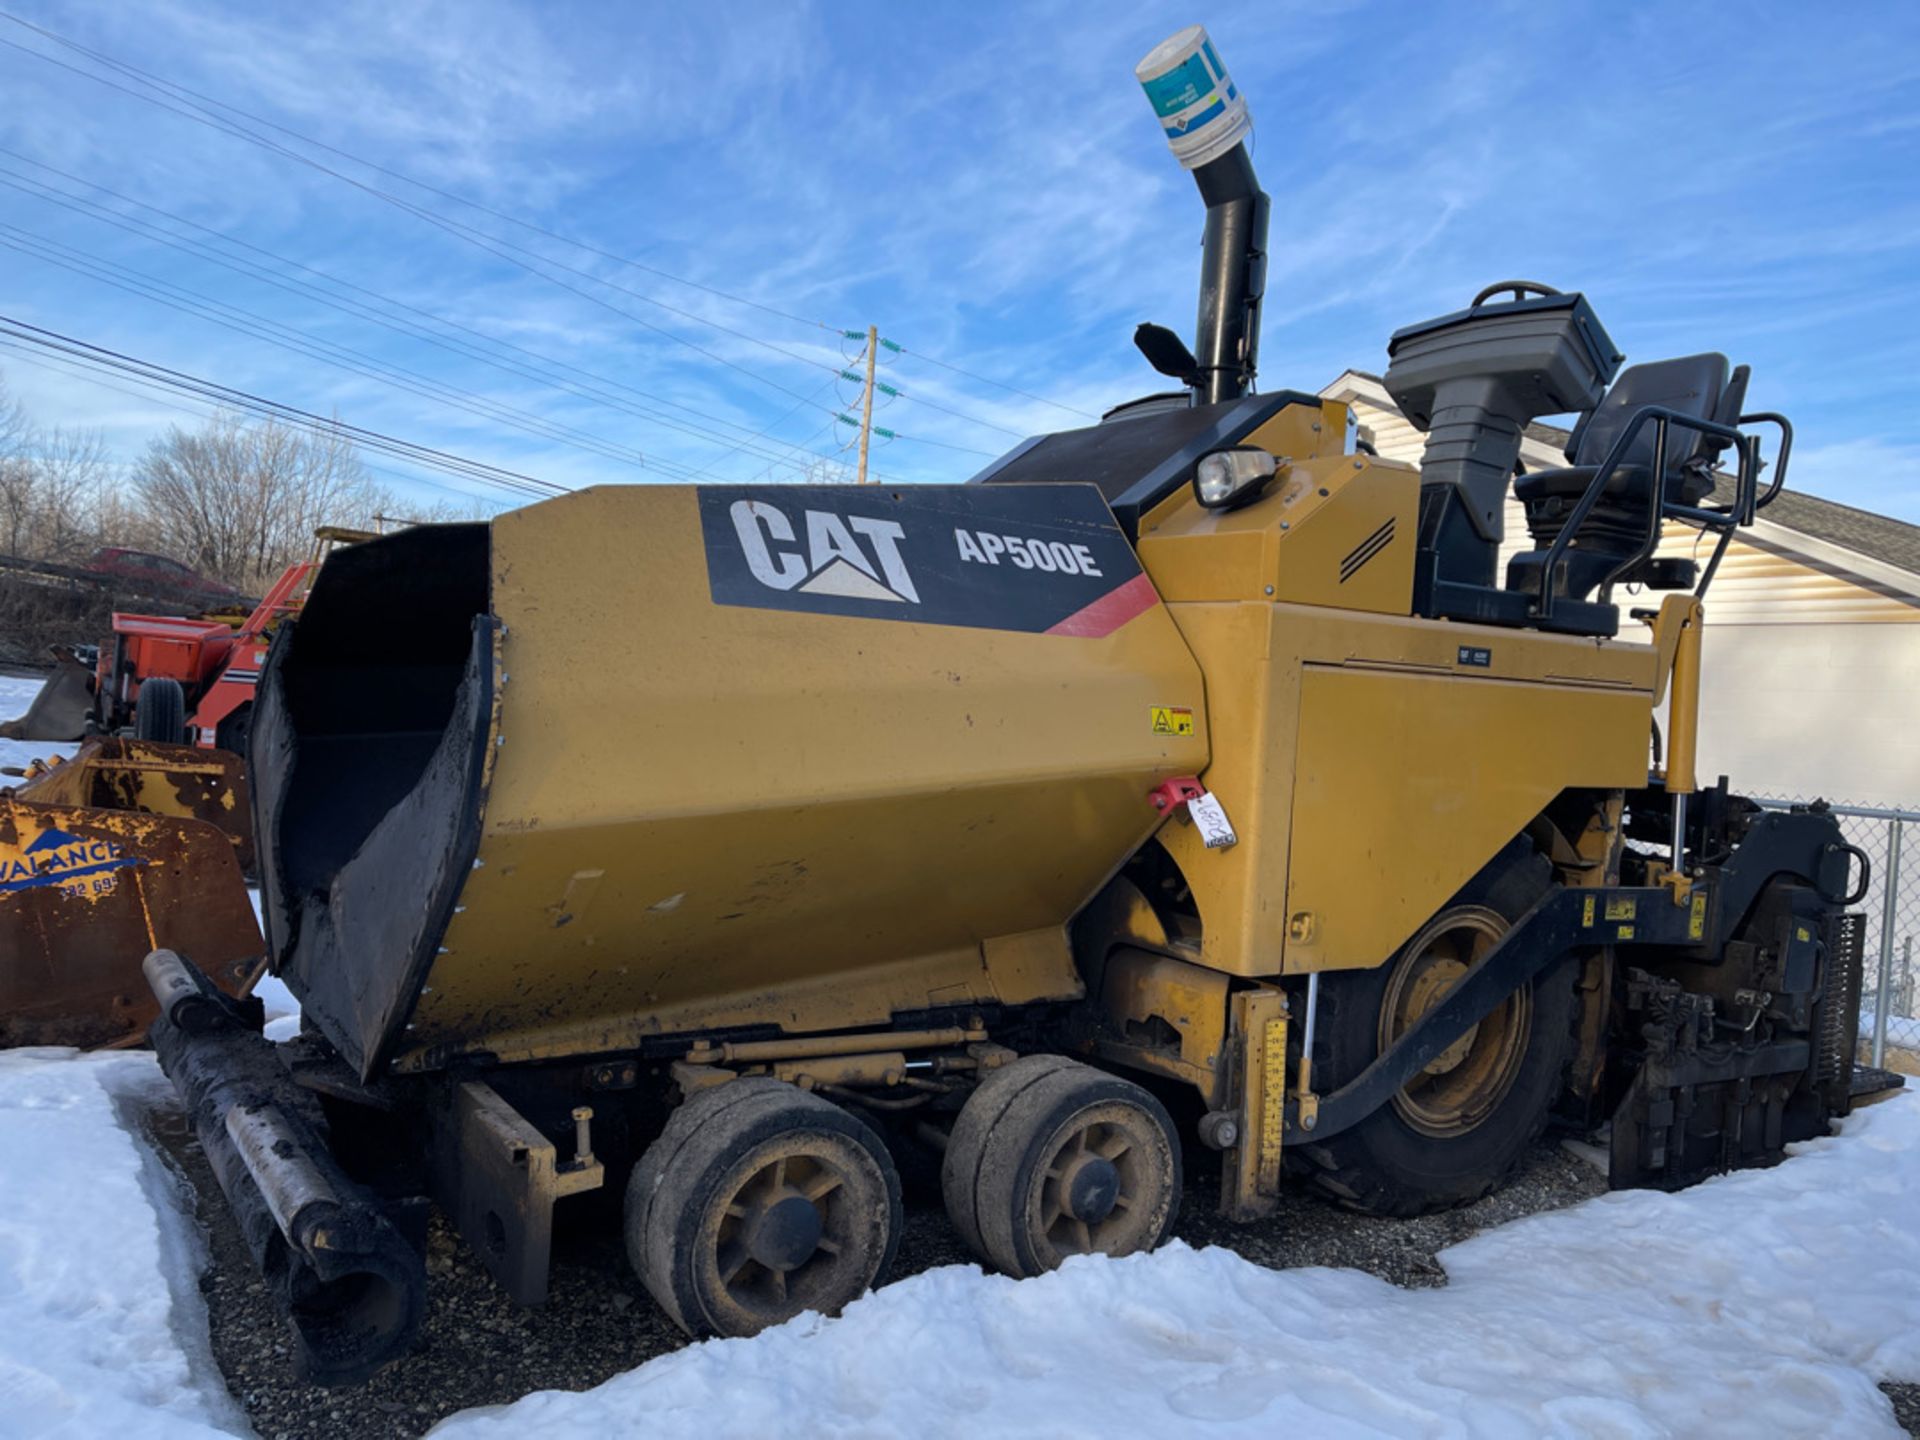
1515, 463, 1656, 504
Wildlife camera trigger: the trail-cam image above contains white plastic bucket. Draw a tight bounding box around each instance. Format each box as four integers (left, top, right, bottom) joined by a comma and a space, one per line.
1135, 25, 1250, 171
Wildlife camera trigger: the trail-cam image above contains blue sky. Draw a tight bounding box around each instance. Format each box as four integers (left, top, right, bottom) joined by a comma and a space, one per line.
1, 0, 1916, 520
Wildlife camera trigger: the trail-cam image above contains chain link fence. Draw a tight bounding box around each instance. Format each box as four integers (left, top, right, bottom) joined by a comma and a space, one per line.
1756, 798, 1920, 1067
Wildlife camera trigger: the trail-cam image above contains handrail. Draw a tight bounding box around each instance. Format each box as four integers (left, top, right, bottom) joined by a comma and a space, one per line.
1740, 411, 1793, 511
1754, 798, 1920, 825
1530, 401, 1791, 623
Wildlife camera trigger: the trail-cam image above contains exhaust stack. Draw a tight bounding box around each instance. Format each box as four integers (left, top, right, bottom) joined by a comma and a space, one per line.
1136, 26, 1268, 404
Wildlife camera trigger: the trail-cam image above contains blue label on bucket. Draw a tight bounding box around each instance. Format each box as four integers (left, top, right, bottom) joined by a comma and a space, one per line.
0, 826, 143, 895
1141, 51, 1219, 118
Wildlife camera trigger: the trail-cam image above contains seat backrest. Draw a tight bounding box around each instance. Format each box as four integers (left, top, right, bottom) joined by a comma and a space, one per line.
1568, 353, 1729, 475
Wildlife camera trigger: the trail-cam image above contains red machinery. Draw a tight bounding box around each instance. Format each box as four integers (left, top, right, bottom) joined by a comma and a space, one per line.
92, 529, 370, 752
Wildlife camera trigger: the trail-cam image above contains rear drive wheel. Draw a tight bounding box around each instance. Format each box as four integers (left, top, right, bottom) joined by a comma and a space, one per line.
943, 1056, 1180, 1278
134, 676, 187, 744
626, 1079, 901, 1338
1293, 841, 1577, 1216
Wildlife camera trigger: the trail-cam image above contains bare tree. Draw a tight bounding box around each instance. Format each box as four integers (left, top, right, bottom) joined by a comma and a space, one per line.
0, 375, 113, 560
27, 426, 112, 561
0, 375, 36, 556
132, 411, 378, 589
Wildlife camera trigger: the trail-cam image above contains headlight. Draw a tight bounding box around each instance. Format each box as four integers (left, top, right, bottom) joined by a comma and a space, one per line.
1194, 446, 1279, 509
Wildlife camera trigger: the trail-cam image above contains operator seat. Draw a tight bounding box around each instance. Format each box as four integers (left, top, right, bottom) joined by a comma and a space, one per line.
1506, 354, 1748, 605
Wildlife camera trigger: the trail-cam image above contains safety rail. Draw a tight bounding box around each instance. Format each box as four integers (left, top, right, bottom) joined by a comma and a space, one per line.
1532, 404, 1793, 623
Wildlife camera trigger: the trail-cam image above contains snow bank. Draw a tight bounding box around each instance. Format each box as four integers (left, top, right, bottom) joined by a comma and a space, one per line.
437, 1094, 1920, 1440
0, 1050, 245, 1439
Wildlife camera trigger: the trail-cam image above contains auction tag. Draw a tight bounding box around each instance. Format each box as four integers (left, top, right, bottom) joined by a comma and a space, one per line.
1187, 790, 1237, 849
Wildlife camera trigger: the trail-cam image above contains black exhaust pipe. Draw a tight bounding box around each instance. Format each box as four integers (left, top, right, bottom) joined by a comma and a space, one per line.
1192, 146, 1268, 404
1136, 26, 1268, 404
144, 949, 424, 1386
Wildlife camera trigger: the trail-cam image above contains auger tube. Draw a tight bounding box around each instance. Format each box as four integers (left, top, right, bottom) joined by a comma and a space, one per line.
144, 949, 425, 1386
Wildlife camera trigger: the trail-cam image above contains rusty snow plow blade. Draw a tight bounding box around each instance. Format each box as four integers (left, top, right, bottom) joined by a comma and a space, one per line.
10, 737, 255, 873
0, 646, 93, 741
0, 796, 261, 1048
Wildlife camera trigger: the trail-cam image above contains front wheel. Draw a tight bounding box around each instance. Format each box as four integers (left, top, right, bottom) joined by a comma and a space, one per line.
1292, 842, 1578, 1216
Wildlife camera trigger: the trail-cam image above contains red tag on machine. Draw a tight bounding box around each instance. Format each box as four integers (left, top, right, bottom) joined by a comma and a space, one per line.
1146, 777, 1237, 849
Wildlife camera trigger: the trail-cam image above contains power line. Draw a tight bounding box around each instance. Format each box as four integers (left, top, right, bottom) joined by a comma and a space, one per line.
0, 12, 1063, 442
0, 31, 853, 412
0, 154, 895, 481
0, 315, 569, 502
684, 379, 840, 483
0, 223, 679, 478
0, 9, 846, 339
895, 345, 1100, 422
0, 336, 511, 512
0, 220, 842, 488
0, 9, 1094, 422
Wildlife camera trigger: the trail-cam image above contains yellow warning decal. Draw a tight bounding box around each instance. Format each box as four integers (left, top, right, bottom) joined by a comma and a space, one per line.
1690, 893, 1708, 940
1150, 705, 1195, 737
1796, 925, 1812, 944
1605, 897, 1637, 922
1261, 1017, 1288, 1152
1582, 895, 1596, 927
1617, 924, 1636, 940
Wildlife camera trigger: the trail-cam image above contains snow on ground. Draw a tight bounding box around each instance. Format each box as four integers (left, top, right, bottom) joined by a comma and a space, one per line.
439, 1098, 1920, 1436
436, 1096, 1920, 1439
0, 673, 80, 774
1, 1062, 1917, 1440
0, 1051, 247, 1440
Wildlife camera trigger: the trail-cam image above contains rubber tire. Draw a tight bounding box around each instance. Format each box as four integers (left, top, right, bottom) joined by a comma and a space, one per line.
1292, 841, 1578, 1217
134, 676, 187, 744
940, 1054, 1080, 1259
943, 1057, 1181, 1278
625, 1079, 901, 1339
214, 702, 252, 758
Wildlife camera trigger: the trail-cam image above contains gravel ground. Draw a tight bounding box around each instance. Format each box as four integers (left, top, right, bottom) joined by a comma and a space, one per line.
147, 1096, 1617, 1440
142, 1099, 1919, 1440
1888, 1385, 1920, 1435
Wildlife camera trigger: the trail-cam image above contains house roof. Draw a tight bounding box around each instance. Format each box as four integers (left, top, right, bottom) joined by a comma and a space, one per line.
1524, 421, 1573, 452
1761, 489, 1920, 577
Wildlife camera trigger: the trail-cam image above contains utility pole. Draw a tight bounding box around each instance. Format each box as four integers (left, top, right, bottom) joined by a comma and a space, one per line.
855, 324, 878, 485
